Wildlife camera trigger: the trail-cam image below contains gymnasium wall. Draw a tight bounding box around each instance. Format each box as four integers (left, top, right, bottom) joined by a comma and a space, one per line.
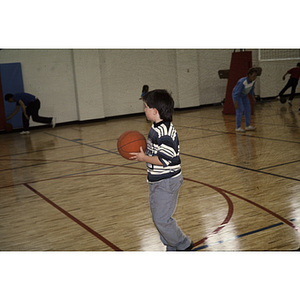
0, 49, 266, 126
0, 49, 78, 126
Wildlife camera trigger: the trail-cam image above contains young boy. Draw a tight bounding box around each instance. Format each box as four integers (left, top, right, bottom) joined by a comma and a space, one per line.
130, 89, 193, 251
276, 62, 300, 109
5, 92, 55, 134
232, 68, 258, 132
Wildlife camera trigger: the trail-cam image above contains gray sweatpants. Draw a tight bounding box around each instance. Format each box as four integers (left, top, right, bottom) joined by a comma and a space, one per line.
148, 174, 192, 251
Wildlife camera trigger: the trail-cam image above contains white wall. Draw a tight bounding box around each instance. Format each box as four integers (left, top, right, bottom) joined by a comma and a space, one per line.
2, 48, 295, 127
98, 49, 179, 117
198, 49, 235, 106
72, 49, 105, 121
0, 49, 78, 126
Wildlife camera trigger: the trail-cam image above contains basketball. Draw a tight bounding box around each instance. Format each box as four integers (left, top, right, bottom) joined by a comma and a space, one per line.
117, 131, 147, 160
4, 123, 13, 132
280, 97, 287, 104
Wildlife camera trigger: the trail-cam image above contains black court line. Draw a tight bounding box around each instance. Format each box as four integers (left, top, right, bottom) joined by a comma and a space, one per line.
44, 132, 120, 156
181, 153, 300, 182
259, 160, 300, 171
0, 143, 80, 159
193, 218, 297, 251
0, 157, 140, 175
177, 123, 300, 145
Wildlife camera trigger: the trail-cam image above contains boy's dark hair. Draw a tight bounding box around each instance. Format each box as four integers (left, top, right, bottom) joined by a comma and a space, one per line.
5, 93, 13, 101
297, 62, 300, 67
143, 89, 174, 122
247, 67, 258, 76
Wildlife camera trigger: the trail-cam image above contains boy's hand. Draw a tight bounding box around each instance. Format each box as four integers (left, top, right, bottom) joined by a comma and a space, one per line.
129, 146, 146, 162
130, 147, 163, 166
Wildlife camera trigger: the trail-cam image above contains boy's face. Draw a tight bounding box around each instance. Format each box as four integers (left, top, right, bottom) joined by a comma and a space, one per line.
143, 101, 161, 123
7, 97, 14, 103
144, 102, 155, 121
248, 73, 257, 82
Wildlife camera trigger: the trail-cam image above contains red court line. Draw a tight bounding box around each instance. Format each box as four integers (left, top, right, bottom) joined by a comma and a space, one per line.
223, 189, 299, 231
24, 183, 122, 251
183, 177, 299, 248
184, 178, 234, 247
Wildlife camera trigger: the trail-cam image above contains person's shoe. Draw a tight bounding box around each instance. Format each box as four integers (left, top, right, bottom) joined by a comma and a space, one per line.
235, 127, 245, 132
52, 117, 56, 128
184, 241, 194, 251
276, 96, 280, 100
178, 241, 194, 251
245, 125, 256, 131
20, 131, 30, 135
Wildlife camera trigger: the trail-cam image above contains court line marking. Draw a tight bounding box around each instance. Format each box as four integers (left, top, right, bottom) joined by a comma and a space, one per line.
23, 183, 122, 251
44, 132, 120, 155
181, 153, 300, 182
1, 158, 298, 250
194, 219, 297, 251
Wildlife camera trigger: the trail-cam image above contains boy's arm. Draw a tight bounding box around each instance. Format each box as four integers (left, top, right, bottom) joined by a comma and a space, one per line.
282, 71, 289, 80
129, 147, 163, 165
18, 100, 29, 120
6, 105, 20, 120
232, 80, 244, 109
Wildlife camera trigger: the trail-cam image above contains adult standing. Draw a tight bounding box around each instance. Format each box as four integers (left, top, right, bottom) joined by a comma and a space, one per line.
232, 68, 258, 132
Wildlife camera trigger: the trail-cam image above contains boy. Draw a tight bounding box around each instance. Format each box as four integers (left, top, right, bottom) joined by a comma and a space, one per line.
130, 89, 193, 251
276, 62, 300, 109
232, 68, 258, 132
5, 92, 55, 134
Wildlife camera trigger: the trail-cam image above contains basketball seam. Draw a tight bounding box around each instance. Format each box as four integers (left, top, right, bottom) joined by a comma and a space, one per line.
118, 139, 147, 152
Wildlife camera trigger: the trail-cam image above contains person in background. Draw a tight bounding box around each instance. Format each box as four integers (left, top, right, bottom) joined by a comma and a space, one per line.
139, 85, 149, 100
276, 62, 300, 109
232, 68, 258, 132
5, 92, 56, 134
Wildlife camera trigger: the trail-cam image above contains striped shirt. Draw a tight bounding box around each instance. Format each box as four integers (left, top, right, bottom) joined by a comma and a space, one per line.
146, 121, 181, 182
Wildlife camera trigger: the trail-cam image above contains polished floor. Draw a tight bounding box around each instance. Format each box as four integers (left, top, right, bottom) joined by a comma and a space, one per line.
1, 97, 300, 251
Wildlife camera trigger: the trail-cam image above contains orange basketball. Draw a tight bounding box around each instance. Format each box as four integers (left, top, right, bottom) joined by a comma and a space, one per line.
117, 131, 147, 160
4, 123, 13, 132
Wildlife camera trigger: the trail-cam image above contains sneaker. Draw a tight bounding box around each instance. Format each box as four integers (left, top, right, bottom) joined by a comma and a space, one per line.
20, 131, 30, 135
51, 117, 56, 128
288, 100, 292, 106
245, 125, 256, 131
235, 127, 245, 132
178, 241, 194, 251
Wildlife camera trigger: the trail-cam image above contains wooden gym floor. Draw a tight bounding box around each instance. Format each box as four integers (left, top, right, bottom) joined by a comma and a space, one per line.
1, 97, 300, 251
